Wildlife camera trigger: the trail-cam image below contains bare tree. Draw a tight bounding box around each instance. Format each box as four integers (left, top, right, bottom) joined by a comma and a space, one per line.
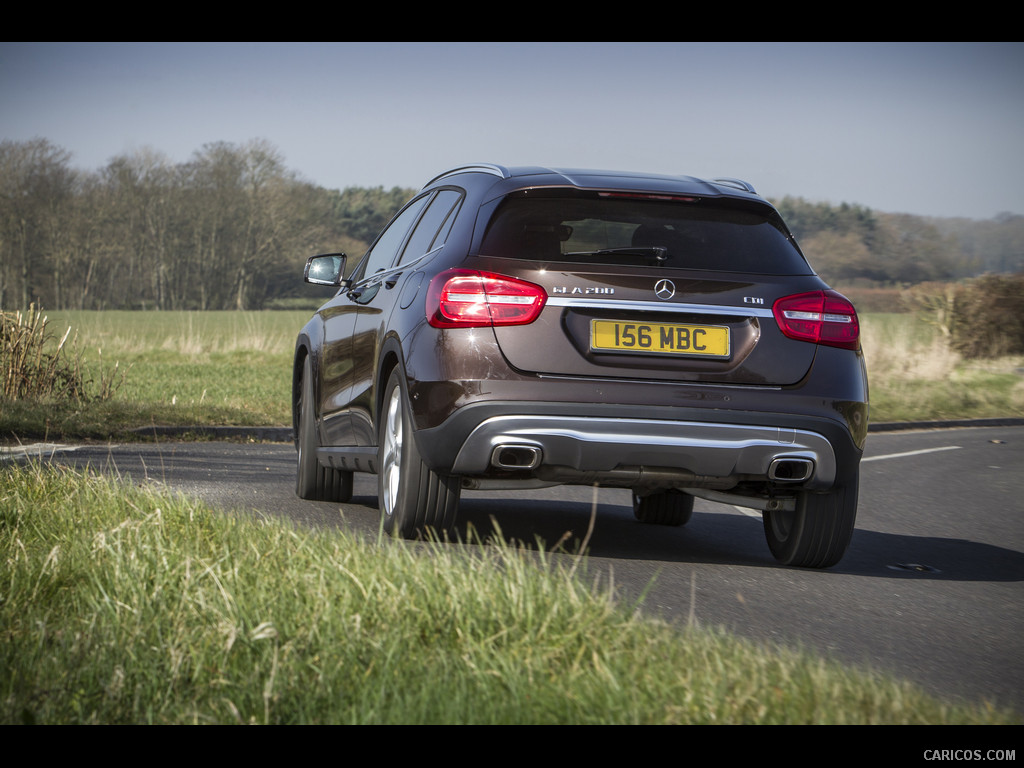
0, 138, 76, 308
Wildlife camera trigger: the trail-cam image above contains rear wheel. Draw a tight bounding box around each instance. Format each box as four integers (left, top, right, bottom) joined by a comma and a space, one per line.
378, 369, 460, 539
295, 355, 353, 502
762, 474, 858, 568
633, 489, 694, 526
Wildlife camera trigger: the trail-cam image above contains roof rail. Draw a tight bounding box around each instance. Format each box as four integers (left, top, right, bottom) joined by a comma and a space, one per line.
423, 164, 510, 188
711, 177, 758, 195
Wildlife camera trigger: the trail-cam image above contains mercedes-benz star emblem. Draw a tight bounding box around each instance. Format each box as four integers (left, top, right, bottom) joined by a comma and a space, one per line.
654, 279, 676, 300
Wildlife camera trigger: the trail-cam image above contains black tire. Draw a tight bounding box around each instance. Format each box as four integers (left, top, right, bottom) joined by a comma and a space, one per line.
295, 355, 353, 502
633, 489, 695, 526
378, 369, 460, 539
762, 473, 859, 568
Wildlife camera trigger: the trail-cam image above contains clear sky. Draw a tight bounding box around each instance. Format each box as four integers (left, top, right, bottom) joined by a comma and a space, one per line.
2, 42, 1022, 220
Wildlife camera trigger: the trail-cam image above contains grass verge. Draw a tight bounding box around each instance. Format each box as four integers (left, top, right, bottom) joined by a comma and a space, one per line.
1, 461, 1016, 725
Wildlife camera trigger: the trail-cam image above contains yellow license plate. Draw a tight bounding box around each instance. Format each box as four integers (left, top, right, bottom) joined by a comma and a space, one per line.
591, 320, 730, 357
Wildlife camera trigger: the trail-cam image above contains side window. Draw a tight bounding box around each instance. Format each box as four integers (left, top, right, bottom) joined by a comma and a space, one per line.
397, 189, 462, 265
429, 194, 462, 251
357, 195, 430, 280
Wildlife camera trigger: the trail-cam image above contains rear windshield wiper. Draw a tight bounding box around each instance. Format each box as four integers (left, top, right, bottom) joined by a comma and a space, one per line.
561, 246, 669, 263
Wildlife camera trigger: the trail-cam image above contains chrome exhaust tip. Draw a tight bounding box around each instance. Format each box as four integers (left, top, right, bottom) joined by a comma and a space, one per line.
491, 444, 542, 470
768, 457, 814, 483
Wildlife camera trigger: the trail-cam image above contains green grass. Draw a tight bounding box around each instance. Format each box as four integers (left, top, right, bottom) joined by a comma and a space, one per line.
1, 462, 1015, 725
2, 309, 1022, 442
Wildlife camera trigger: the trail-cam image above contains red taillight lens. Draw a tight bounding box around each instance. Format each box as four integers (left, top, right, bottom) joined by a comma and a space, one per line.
427, 270, 547, 328
772, 290, 860, 350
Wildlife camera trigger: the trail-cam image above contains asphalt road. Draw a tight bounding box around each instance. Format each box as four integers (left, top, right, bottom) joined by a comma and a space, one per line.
10, 424, 1023, 713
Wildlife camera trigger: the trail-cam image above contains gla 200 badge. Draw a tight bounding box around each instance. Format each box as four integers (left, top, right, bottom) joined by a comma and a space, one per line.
551, 286, 615, 295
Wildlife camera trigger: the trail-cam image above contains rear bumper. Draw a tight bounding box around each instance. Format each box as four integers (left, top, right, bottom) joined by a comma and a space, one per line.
450, 415, 837, 490
414, 399, 864, 493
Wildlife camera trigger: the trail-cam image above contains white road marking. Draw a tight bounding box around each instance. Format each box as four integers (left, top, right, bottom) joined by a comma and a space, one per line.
732, 506, 761, 517
862, 445, 962, 462
726, 444, 963, 516
0, 443, 78, 461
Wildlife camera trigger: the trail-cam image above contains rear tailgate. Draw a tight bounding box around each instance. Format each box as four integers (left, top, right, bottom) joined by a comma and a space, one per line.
485, 260, 820, 386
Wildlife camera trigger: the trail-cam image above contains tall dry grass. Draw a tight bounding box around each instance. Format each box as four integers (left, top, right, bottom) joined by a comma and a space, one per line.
1, 305, 125, 402
60, 311, 297, 360
860, 315, 962, 382
861, 314, 1024, 422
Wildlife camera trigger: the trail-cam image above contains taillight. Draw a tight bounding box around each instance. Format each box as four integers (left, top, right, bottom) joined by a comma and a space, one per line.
427, 269, 547, 328
772, 291, 860, 350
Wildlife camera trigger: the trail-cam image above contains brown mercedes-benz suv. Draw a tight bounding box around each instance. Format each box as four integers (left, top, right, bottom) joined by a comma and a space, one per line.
293, 165, 869, 568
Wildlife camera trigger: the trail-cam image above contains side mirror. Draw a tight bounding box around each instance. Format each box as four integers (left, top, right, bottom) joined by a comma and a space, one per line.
304, 253, 348, 287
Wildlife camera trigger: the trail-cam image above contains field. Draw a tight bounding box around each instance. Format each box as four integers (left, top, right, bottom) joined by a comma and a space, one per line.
2, 308, 1022, 442
1, 310, 303, 440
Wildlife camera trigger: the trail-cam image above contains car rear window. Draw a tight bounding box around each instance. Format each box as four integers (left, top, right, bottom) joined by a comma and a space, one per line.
479, 190, 813, 275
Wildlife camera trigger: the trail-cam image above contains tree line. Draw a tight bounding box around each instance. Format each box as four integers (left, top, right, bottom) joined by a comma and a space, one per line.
2, 138, 1021, 311
775, 197, 1024, 284
0, 138, 414, 310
